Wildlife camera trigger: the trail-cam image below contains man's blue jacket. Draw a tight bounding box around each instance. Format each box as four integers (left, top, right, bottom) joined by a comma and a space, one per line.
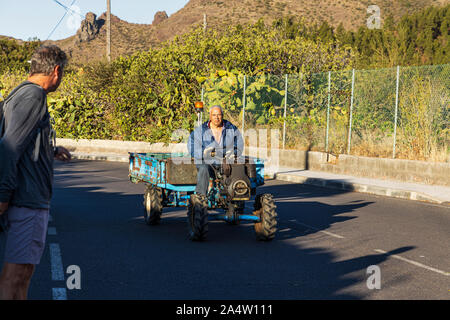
0, 81, 54, 209
187, 120, 244, 163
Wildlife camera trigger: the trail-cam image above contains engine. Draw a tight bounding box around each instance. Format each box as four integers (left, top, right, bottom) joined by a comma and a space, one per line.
218, 162, 255, 201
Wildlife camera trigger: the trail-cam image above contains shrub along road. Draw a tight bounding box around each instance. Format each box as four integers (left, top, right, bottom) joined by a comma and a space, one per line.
1, 159, 448, 300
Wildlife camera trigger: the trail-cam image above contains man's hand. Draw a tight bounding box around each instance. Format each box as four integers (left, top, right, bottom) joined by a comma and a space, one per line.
0, 202, 8, 216
54, 146, 72, 162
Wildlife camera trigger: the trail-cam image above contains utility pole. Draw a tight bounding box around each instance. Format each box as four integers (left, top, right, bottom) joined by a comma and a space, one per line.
106, 0, 111, 62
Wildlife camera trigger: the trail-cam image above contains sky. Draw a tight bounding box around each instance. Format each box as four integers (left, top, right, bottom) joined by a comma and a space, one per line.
0, 0, 190, 41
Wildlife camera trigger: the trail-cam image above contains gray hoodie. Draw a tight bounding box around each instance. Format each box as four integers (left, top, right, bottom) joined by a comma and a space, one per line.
0, 81, 54, 209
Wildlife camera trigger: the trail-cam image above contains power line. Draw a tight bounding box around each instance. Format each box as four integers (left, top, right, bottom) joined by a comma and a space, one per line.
46, 0, 77, 40
52, 0, 83, 18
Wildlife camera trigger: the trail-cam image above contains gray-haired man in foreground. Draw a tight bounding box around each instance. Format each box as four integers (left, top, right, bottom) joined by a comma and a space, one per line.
0, 45, 71, 299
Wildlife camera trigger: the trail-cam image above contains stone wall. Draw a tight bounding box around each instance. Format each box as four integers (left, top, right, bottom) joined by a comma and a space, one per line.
57, 138, 450, 186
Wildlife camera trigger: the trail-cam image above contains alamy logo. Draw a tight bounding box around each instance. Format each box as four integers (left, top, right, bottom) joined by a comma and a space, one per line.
66, 5, 82, 31
366, 265, 381, 289
66, 265, 81, 290
171, 128, 280, 171
367, 5, 381, 29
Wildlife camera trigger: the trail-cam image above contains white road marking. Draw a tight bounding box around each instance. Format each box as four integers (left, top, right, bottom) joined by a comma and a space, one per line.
287, 219, 345, 239
47, 215, 67, 299
49, 243, 65, 281
274, 197, 307, 202
52, 288, 67, 300
374, 249, 450, 277
56, 173, 123, 181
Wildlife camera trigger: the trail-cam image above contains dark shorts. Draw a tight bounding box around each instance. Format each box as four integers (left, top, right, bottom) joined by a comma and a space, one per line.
2, 206, 49, 265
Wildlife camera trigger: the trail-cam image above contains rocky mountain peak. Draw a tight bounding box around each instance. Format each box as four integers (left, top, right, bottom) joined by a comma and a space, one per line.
76, 12, 103, 43
153, 11, 168, 26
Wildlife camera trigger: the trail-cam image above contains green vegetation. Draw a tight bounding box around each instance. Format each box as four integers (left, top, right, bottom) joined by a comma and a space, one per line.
0, 38, 40, 74
1, 20, 354, 142
273, 4, 449, 68
0, 5, 448, 161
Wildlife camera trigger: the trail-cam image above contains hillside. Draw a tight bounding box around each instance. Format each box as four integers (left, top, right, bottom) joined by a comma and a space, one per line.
152, 0, 448, 41
2, 0, 448, 64
44, 13, 157, 64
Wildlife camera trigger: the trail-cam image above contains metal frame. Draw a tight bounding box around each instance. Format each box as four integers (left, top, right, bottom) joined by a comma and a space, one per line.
129, 153, 265, 224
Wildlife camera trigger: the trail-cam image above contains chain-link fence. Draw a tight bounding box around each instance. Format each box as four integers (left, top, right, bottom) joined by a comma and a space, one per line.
202, 64, 449, 162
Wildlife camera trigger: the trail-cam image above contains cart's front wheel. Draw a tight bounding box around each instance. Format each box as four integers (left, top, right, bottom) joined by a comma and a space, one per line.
187, 194, 208, 241
253, 194, 277, 241
143, 185, 163, 225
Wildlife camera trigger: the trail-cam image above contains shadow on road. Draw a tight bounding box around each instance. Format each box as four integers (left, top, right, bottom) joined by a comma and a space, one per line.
13, 161, 416, 299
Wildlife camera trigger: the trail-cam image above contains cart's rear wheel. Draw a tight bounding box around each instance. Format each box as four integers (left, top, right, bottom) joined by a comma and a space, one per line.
253, 194, 277, 241
187, 194, 208, 241
143, 185, 163, 225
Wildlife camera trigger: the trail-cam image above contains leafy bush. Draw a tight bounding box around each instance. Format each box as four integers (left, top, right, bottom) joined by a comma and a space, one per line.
1, 7, 448, 161
41, 22, 354, 142
0, 39, 40, 74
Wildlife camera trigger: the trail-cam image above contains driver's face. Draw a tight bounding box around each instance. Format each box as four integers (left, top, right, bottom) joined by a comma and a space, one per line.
210, 108, 223, 127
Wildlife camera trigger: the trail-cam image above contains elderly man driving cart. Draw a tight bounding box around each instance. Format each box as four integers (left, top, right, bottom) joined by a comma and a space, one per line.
187, 105, 244, 196
128, 104, 277, 241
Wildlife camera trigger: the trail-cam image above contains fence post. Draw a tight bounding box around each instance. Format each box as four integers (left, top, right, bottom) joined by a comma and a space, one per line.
241, 75, 246, 136
326, 71, 331, 153
347, 68, 355, 154
282, 74, 288, 149
392, 65, 400, 159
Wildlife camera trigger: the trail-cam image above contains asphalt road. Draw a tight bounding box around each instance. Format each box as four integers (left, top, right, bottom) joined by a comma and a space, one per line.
1, 160, 449, 300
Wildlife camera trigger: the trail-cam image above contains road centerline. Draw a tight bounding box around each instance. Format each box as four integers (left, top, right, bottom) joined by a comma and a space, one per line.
287, 219, 345, 239
374, 249, 450, 277
49, 243, 65, 281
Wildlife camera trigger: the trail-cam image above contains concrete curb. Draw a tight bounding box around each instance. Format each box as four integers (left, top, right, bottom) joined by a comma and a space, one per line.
72, 152, 129, 163
274, 172, 446, 205
70, 152, 448, 205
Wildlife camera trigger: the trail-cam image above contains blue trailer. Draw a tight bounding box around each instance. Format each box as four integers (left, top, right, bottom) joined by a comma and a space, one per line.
129, 152, 278, 241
